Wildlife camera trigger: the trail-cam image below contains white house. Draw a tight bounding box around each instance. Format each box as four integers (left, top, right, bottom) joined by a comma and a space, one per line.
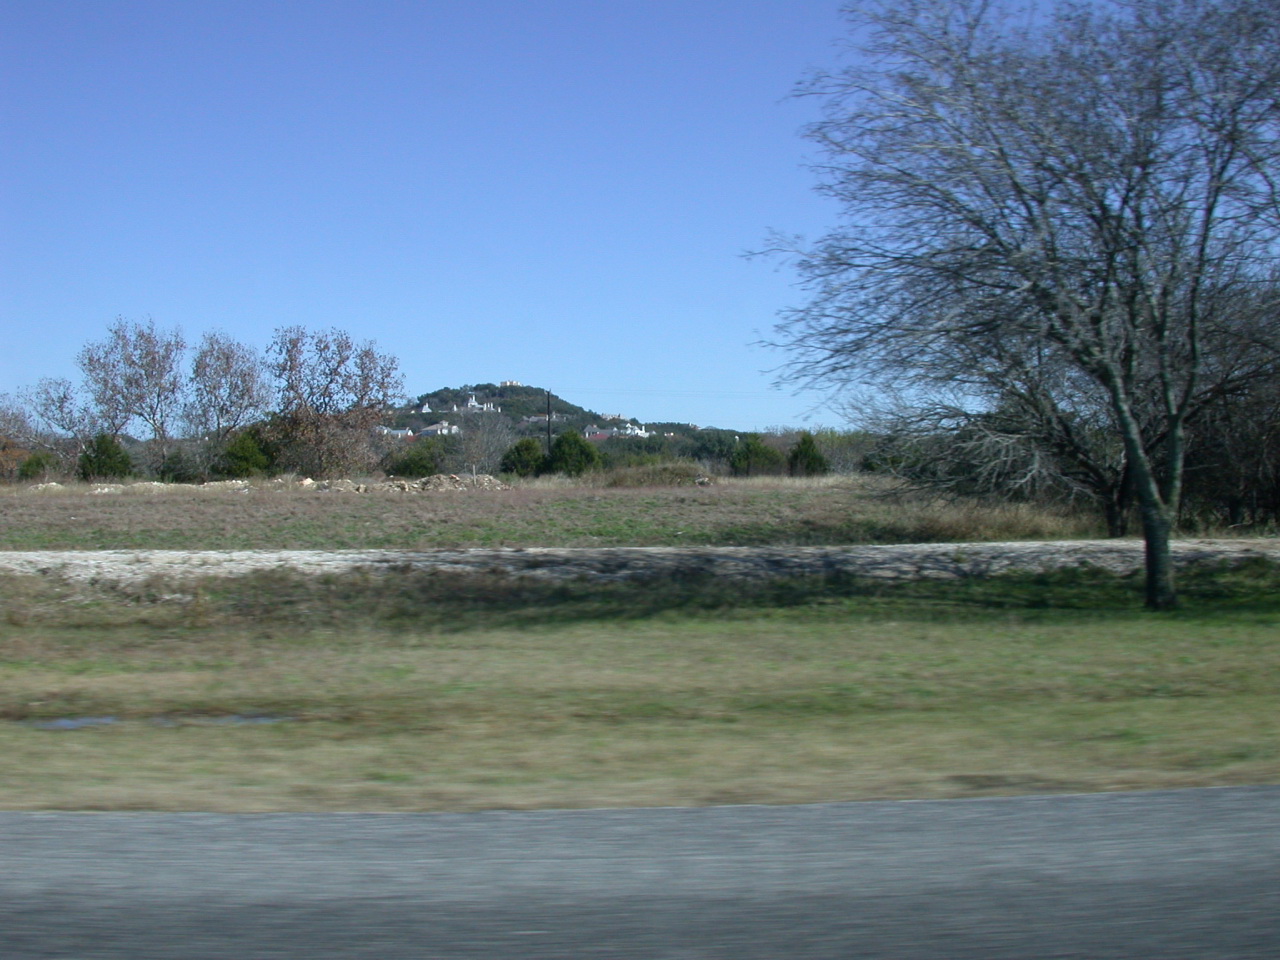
582, 423, 650, 440
375, 426, 415, 440
420, 420, 460, 436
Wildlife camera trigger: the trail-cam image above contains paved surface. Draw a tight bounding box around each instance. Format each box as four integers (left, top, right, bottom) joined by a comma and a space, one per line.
3, 787, 1278, 958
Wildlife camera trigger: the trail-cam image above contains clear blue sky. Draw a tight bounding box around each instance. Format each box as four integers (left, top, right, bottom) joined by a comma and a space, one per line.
2, 0, 848, 430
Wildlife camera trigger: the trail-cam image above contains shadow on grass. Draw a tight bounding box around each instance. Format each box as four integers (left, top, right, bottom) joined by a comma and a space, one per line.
7, 559, 1276, 637
197, 557, 1280, 633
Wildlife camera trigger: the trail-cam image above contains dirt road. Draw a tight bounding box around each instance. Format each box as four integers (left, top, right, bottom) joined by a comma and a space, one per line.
0, 539, 1275, 584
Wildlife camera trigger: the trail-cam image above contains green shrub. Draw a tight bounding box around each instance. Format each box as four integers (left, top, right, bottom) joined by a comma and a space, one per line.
546, 431, 602, 477
788, 431, 830, 477
384, 437, 448, 477
78, 433, 132, 481
157, 450, 203, 484
216, 428, 274, 478
18, 451, 59, 482
729, 435, 785, 477
499, 437, 547, 477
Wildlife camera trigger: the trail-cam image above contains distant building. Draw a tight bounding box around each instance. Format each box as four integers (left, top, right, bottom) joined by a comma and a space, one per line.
583, 423, 650, 440
500, 380, 523, 387
375, 426, 415, 440
449, 394, 500, 413
420, 420, 460, 436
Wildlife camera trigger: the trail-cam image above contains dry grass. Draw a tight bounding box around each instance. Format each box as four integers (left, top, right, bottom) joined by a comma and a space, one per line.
0, 475, 1101, 550
1, 563, 1277, 811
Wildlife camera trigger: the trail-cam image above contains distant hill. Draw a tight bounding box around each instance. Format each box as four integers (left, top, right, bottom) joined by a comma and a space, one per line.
385, 384, 763, 471
392, 384, 708, 437
416, 384, 595, 422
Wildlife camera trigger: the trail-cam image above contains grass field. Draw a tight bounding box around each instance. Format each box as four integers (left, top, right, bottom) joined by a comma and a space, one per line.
0, 475, 1100, 550
2, 559, 1277, 811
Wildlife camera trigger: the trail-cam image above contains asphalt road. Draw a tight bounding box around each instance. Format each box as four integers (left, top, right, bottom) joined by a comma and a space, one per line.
3, 787, 1277, 959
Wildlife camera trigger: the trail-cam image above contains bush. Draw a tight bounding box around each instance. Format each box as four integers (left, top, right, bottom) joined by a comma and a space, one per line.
788, 431, 830, 477
216, 428, 274, 478
78, 433, 132, 481
499, 437, 547, 477
384, 437, 448, 478
729, 435, 785, 477
18, 451, 59, 482
157, 449, 204, 484
546, 431, 602, 477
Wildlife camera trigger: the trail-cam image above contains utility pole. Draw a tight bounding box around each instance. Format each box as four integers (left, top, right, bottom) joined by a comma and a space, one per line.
545, 390, 553, 456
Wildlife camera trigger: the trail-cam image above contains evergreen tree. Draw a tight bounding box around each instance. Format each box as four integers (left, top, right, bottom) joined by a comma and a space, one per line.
787, 431, 830, 477
216, 427, 273, 478
546, 431, 602, 477
499, 437, 547, 477
729, 435, 784, 477
77, 433, 132, 481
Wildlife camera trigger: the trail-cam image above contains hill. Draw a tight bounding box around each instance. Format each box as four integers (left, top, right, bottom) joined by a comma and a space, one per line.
393, 384, 708, 438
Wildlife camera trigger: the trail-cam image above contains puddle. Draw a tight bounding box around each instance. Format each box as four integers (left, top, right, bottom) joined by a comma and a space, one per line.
28, 715, 291, 730
31, 716, 119, 730
156, 715, 292, 726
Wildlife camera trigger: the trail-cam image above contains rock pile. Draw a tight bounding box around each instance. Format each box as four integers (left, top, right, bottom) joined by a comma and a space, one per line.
413, 474, 508, 491
24, 476, 510, 495
313, 475, 509, 492
289, 474, 510, 492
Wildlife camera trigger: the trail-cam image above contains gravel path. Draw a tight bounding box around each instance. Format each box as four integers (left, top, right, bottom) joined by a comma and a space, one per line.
0, 539, 1275, 584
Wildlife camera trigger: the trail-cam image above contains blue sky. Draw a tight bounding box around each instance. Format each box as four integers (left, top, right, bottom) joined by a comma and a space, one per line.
2, 0, 849, 430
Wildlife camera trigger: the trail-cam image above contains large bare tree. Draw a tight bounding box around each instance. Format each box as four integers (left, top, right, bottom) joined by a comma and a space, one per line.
266, 326, 404, 476
22, 377, 101, 459
186, 332, 271, 442
773, 0, 1280, 608
77, 318, 187, 463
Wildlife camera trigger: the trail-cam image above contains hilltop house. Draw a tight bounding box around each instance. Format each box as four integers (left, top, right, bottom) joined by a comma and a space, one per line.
419, 420, 460, 436
375, 426, 414, 440
583, 422, 650, 440
449, 394, 500, 413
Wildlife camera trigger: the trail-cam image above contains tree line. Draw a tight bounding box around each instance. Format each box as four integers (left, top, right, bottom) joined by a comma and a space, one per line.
0, 319, 403, 480
0, 318, 839, 484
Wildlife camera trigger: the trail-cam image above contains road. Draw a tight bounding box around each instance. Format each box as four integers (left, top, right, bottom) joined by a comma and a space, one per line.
1, 538, 1277, 585
2, 787, 1277, 959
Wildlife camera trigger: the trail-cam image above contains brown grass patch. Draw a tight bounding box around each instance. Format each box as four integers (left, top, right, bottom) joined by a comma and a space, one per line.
0, 475, 1101, 550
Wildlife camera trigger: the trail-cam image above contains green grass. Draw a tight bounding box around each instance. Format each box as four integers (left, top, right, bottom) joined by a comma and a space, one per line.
1, 561, 1277, 811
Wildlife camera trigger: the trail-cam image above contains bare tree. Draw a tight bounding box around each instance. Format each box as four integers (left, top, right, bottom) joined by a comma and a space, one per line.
772, 0, 1280, 608
1183, 355, 1280, 525
265, 326, 404, 476
449, 411, 515, 476
186, 332, 271, 442
22, 377, 100, 458
861, 369, 1141, 535
77, 318, 187, 463
0, 394, 40, 479
0, 393, 46, 450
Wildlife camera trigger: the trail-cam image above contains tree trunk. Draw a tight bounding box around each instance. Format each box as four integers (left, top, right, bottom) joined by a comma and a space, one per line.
1138, 504, 1177, 611
1104, 497, 1128, 538
1108, 389, 1179, 610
